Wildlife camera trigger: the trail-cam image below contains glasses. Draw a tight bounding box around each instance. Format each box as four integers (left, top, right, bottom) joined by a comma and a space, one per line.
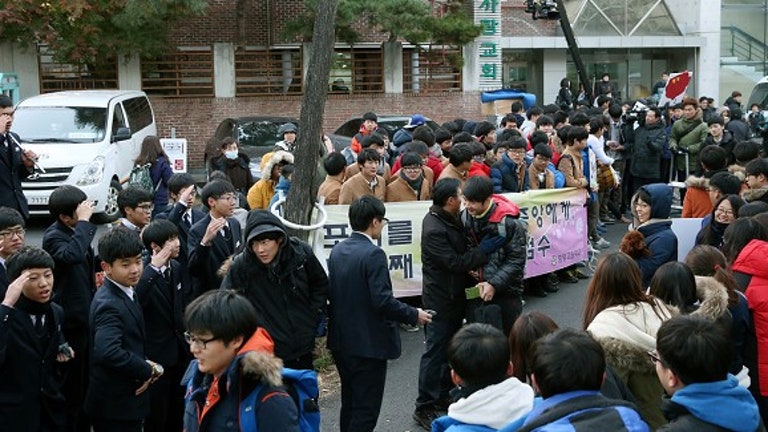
402, 166, 422, 173
647, 350, 663, 365
184, 331, 219, 349
217, 194, 237, 202
715, 207, 734, 216
0, 228, 25, 239
377, 217, 389, 226
136, 204, 154, 213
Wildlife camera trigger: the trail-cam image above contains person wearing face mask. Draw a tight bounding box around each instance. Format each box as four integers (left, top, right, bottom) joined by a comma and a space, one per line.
210, 137, 254, 201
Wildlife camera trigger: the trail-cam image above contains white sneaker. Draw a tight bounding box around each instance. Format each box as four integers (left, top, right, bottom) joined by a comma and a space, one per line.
591, 237, 611, 249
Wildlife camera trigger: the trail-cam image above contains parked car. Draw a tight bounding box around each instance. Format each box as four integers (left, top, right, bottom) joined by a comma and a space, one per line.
14, 90, 156, 223
208, 116, 346, 180
331, 115, 441, 149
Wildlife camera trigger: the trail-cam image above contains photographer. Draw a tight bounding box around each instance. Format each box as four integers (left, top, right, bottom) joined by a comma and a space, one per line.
625, 107, 667, 199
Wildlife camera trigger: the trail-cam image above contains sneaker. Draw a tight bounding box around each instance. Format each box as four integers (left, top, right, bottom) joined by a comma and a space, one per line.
544, 280, 560, 293
572, 268, 590, 279
413, 407, 440, 430
558, 270, 579, 284
621, 215, 632, 224
600, 215, 616, 225
591, 237, 611, 250
400, 322, 420, 332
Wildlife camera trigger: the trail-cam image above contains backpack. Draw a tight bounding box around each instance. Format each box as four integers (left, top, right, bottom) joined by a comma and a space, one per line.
128, 163, 157, 195
240, 368, 321, 432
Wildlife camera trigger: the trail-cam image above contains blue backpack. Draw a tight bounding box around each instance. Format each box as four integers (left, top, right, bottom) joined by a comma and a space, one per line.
240, 368, 321, 432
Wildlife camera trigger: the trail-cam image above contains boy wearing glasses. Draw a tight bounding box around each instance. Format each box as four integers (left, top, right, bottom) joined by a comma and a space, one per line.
182, 290, 298, 431
115, 186, 154, 233
84, 228, 163, 432
188, 180, 242, 296
43, 185, 98, 432
136, 220, 188, 432
653, 315, 764, 431
0, 207, 26, 298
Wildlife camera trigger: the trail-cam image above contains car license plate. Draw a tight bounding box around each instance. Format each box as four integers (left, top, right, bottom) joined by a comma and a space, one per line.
29, 196, 49, 205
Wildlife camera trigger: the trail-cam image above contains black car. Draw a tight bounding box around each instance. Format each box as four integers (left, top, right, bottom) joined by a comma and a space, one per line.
208, 116, 345, 179
332, 115, 441, 148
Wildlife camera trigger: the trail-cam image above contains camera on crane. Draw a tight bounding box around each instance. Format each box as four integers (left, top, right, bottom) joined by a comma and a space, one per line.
525, 0, 560, 20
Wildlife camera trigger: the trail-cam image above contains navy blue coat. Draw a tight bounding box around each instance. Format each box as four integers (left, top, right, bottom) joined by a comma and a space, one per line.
632, 183, 678, 287
155, 202, 205, 300
327, 232, 417, 359
135, 260, 187, 369
43, 220, 97, 353
187, 214, 242, 297
84, 279, 153, 421
491, 152, 529, 193
0, 132, 33, 220
0, 302, 67, 432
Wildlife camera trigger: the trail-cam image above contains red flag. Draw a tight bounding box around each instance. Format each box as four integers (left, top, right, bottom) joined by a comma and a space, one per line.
659, 71, 693, 106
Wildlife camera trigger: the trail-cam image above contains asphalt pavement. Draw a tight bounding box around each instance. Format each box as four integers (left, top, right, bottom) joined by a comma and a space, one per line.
318, 221, 631, 432
22, 214, 630, 432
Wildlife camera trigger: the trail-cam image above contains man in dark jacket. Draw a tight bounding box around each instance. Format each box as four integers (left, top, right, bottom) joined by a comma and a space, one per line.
515, 329, 649, 432
726, 107, 751, 143
627, 108, 667, 197
327, 196, 432, 432
702, 116, 736, 166
491, 136, 529, 193
461, 176, 528, 336
222, 210, 328, 370
42, 186, 98, 432
413, 178, 505, 429
0, 95, 36, 221
654, 315, 765, 431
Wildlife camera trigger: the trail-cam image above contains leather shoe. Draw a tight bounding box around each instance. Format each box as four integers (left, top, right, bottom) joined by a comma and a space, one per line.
413, 407, 440, 430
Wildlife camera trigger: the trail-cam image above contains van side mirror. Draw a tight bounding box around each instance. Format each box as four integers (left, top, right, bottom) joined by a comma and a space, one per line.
112, 127, 131, 142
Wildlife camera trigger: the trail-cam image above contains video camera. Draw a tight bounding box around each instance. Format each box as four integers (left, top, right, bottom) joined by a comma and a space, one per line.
525, 0, 560, 20
620, 100, 651, 125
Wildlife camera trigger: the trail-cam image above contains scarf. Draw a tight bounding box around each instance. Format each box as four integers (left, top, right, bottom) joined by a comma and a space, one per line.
399, 170, 424, 199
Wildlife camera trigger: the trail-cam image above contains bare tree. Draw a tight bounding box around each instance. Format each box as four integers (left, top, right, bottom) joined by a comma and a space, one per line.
283, 0, 338, 240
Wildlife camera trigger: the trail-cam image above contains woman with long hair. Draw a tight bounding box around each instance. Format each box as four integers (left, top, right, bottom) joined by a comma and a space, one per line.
508, 311, 633, 402
648, 262, 698, 314
133, 135, 173, 215
695, 194, 745, 249
685, 245, 752, 388
584, 252, 676, 428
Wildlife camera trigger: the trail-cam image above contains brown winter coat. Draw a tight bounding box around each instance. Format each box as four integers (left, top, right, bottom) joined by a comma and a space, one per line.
438, 164, 468, 188
385, 176, 431, 202
318, 176, 343, 205
338, 172, 387, 204
682, 175, 713, 218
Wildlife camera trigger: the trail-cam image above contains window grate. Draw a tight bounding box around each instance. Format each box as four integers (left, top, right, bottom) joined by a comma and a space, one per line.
403, 45, 462, 93
141, 48, 214, 97
329, 48, 384, 95
37, 46, 118, 93
235, 48, 303, 96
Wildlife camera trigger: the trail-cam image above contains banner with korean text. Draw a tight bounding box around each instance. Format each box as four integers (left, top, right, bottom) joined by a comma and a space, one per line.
318, 188, 588, 297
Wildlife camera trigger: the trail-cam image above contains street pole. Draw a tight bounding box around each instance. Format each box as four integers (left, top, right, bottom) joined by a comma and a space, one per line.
556, 0, 592, 102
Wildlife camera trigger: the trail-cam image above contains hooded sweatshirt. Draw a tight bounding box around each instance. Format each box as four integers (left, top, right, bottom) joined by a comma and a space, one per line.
433, 377, 534, 431
630, 183, 678, 287
661, 375, 761, 432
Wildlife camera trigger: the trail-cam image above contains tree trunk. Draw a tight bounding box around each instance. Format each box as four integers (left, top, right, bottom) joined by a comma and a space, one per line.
283, 0, 338, 241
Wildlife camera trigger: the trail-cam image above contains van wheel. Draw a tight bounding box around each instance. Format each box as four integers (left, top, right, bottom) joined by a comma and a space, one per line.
93, 179, 122, 224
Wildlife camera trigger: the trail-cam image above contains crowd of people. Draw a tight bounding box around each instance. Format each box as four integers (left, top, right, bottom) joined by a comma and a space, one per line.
2, 80, 768, 432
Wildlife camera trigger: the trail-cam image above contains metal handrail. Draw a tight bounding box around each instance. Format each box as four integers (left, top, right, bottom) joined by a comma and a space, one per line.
722, 26, 766, 65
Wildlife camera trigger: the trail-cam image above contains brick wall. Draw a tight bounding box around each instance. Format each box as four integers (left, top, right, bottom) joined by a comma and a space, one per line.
502, 4, 559, 37
150, 91, 483, 168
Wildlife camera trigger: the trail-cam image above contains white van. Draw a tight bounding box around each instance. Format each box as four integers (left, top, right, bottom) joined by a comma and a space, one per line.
748, 76, 768, 112
12, 90, 156, 223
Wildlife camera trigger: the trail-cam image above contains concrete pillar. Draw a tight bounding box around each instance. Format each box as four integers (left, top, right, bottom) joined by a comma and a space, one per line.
213, 43, 235, 98
383, 42, 403, 94
462, 42, 479, 92
542, 50, 567, 106
0, 43, 40, 98
282, 51, 294, 93
118, 54, 142, 90
302, 42, 312, 88
696, 0, 721, 101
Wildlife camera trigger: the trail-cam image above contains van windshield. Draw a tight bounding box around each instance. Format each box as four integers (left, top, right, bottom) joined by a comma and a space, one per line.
748, 84, 768, 110
13, 107, 107, 143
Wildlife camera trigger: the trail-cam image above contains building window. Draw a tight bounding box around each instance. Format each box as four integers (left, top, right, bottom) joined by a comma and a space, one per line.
403, 45, 462, 93
38, 46, 118, 93
329, 48, 383, 94
566, 0, 680, 37
235, 47, 303, 96
141, 47, 214, 97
